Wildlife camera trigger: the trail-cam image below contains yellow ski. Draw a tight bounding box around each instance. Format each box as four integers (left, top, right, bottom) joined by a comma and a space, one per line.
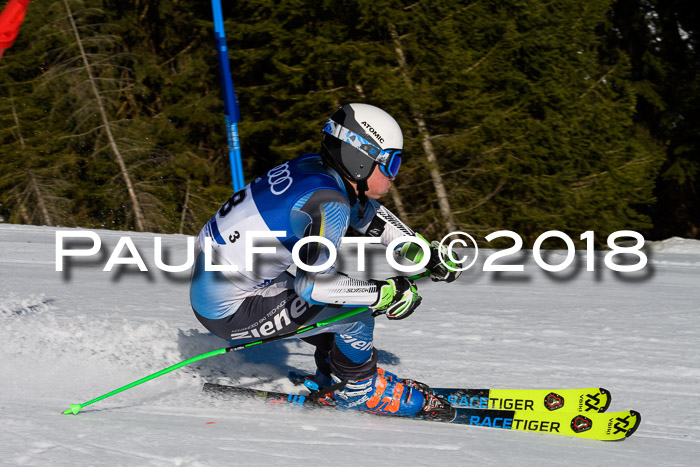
433, 387, 611, 413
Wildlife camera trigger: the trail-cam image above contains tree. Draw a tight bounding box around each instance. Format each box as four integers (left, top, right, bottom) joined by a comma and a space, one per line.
51, 0, 147, 229
0, 0, 669, 242
0, 2, 75, 226
606, 0, 700, 239
385, 0, 663, 244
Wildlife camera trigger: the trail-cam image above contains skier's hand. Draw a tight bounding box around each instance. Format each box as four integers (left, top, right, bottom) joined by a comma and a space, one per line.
370, 276, 422, 320
425, 239, 462, 282
398, 234, 462, 283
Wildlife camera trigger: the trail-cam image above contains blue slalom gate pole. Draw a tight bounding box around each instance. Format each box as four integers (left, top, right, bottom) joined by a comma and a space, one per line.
211, 0, 245, 191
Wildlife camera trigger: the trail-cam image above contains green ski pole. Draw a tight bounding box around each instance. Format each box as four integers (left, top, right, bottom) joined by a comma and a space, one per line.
63, 271, 429, 415
63, 348, 227, 415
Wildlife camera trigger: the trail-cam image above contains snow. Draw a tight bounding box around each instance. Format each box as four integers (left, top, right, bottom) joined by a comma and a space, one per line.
648, 236, 700, 255
1, 224, 699, 466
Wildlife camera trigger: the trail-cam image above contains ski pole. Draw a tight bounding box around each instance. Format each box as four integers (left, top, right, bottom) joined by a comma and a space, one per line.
63, 271, 430, 415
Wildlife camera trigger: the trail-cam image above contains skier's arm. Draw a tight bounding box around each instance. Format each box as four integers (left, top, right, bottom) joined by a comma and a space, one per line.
352, 200, 461, 283
291, 190, 379, 306
350, 199, 414, 245
293, 192, 422, 318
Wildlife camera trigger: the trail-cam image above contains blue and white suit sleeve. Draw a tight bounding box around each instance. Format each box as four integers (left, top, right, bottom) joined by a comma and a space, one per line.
292, 190, 380, 306
350, 199, 415, 249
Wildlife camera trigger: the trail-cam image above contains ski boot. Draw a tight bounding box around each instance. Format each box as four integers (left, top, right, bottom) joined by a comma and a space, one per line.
376, 368, 455, 421
302, 377, 338, 407
331, 367, 456, 420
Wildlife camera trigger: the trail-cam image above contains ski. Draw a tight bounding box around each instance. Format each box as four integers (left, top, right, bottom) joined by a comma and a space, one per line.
432, 387, 611, 414
287, 371, 611, 413
202, 383, 640, 441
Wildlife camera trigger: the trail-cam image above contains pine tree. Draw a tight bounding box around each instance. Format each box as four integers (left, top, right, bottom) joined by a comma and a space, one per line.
0, 0, 669, 241
385, 0, 664, 244
0, 1, 76, 226
605, 0, 700, 239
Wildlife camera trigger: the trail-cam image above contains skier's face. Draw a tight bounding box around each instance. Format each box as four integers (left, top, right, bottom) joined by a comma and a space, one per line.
364, 165, 394, 199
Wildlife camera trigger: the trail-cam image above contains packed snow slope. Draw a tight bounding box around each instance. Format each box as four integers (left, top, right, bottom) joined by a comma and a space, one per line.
1, 224, 699, 466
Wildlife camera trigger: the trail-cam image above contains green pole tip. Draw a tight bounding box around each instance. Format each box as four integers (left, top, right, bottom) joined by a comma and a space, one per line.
63, 403, 82, 415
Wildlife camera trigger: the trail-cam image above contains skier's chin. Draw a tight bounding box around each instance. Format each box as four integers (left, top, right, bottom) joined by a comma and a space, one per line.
368, 188, 390, 199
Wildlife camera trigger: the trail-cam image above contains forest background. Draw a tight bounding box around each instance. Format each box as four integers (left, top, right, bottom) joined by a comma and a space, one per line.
1, 0, 698, 246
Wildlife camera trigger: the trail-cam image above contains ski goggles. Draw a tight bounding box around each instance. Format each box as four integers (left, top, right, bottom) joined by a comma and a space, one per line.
323, 119, 402, 178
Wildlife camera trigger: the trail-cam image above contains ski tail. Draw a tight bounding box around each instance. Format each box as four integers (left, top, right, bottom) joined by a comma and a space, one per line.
202, 383, 312, 407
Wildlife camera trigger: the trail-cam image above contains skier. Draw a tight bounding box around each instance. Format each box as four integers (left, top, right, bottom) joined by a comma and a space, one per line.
190, 103, 461, 418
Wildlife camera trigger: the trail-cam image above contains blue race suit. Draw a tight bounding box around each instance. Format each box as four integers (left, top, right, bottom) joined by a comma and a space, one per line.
189, 153, 414, 374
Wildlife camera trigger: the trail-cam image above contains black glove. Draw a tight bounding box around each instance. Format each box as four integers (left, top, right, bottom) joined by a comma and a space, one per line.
369, 276, 422, 320
425, 240, 462, 282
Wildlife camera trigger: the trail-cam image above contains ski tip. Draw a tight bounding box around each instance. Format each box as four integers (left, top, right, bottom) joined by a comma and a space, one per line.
605, 410, 641, 441
625, 410, 642, 438
599, 388, 612, 413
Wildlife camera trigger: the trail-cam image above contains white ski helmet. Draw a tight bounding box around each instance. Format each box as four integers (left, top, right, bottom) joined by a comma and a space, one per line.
321, 103, 403, 182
